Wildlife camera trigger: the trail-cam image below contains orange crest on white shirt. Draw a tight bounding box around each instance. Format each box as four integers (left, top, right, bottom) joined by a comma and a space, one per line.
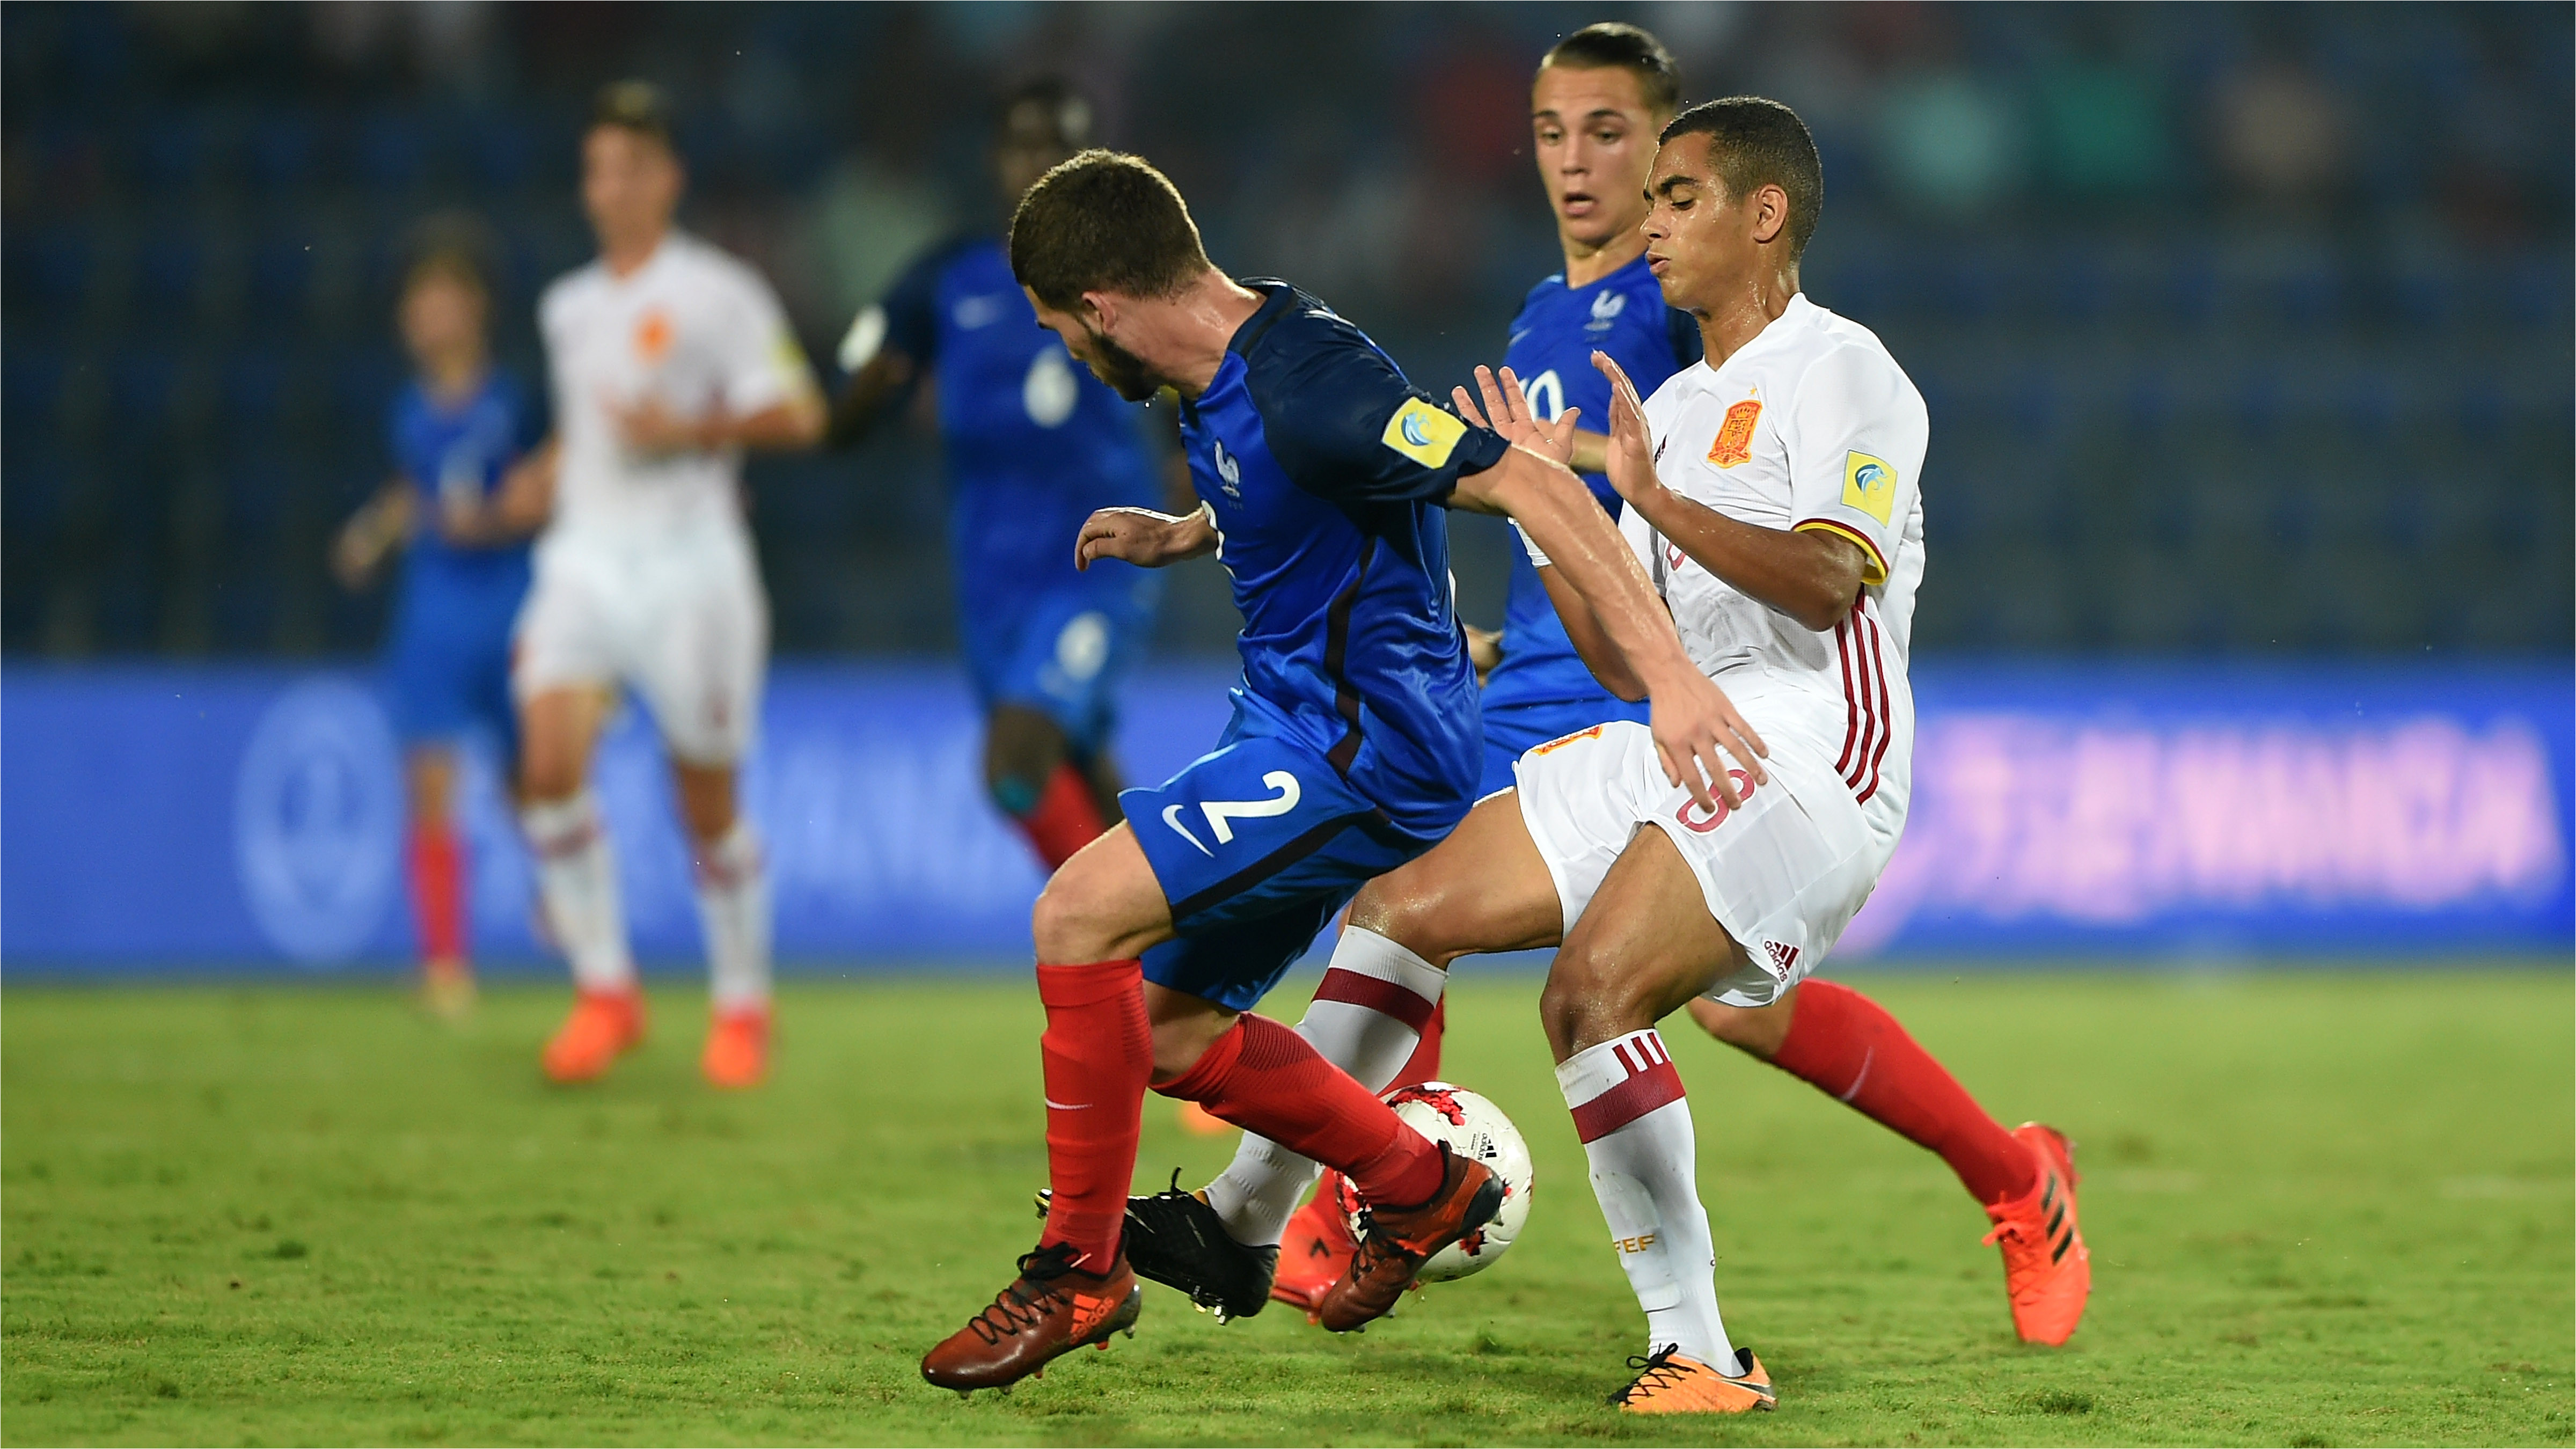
634, 309, 674, 362
1707, 398, 1761, 467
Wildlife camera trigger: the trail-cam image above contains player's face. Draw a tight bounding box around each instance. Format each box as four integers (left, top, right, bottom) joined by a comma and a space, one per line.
1530, 64, 1662, 250
993, 103, 1074, 206
581, 125, 683, 253
398, 273, 485, 368
1026, 290, 1163, 402
1639, 134, 1755, 313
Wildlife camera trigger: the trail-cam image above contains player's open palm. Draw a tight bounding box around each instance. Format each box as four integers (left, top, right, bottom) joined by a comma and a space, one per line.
1076, 504, 1219, 570
1591, 351, 1664, 510
1452, 366, 1578, 469
1649, 668, 1769, 811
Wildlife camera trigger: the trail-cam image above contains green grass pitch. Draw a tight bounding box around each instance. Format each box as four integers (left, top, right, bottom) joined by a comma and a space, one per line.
4, 967, 2570, 1446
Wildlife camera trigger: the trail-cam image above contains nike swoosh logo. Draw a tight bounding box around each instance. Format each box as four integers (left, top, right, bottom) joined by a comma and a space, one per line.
1161, 804, 1213, 857
1045, 1098, 1092, 1111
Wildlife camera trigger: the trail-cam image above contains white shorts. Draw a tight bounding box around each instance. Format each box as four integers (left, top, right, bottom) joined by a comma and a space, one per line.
513, 526, 769, 765
1512, 717, 1886, 1007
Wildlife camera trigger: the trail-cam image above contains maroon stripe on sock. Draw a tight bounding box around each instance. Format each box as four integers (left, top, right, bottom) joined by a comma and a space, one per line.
1314, 968, 1436, 1032
1570, 1059, 1686, 1143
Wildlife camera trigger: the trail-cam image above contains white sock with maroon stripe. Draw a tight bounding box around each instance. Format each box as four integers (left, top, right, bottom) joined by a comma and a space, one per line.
519, 791, 635, 995
1558, 1029, 1737, 1371
1205, 927, 1445, 1245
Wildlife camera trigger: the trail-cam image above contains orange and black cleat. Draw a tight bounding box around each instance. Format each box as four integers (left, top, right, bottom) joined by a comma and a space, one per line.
1608, 1346, 1775, 1414
921, 1242, 1140, 1396
540, 987, 646, 1084
1982, 1122, 2090, 1345
1316, 1144, 1500, 1332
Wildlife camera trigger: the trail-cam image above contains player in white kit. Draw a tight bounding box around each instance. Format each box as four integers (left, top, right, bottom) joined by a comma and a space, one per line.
506, 83, 825, 1089
1180, 97, 2087, 1413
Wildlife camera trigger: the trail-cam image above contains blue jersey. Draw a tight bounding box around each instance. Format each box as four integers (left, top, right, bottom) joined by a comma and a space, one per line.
1485, 253, 1700, 715
389, 368, 536, 602
1177, 282, 1507, 839
880, 237, 1162, 587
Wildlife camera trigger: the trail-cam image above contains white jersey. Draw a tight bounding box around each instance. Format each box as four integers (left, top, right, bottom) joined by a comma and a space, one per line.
1628, 292, 1929, 846
537, 232, 816, 544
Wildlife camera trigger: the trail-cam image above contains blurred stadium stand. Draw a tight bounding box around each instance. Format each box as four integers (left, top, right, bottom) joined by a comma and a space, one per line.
3, 1, 2568, 660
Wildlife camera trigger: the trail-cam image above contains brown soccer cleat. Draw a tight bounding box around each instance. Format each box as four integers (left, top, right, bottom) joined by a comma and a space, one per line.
1608, 1346, 1775, 1414
1268, 1175, 1357, 1319
1982, 1122, 2090, 1345
1315, 1144, 1501, 1333
920, 1243, 1141, 1395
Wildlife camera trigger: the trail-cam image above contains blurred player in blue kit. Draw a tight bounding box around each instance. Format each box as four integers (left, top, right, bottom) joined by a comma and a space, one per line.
332, 233, 543, 1018
827, 78, 1180, 873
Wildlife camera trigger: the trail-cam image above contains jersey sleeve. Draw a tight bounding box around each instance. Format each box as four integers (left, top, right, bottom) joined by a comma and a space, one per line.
714, 268, 820, 416
1256, 327, 1511, 506
1781, 344, 1925, 587
870, 246, 946, 370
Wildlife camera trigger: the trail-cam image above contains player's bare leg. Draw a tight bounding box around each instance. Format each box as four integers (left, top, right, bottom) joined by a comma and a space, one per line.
518, 684, 647, 1083
1175, 792, 1560, 1313
674, 758, 773, 1089
402, 745, 476, 1020
1682, 990, 2089, 1343
1543, 830, 1771, 1414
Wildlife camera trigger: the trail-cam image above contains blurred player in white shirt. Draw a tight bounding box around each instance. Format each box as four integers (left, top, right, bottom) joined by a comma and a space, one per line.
502, 83, 824, 1089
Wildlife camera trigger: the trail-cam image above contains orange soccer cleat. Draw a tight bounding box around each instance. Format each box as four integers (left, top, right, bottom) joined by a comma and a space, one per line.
1982, 1122, 2091, 1345
1268, 1173, 1357, 1318
701, 1004, 772, 1089
1608, 1347, 1775, 1414
921, 1242, 1141, 1395
540, 987, 646, 1084
1315, 1144, 1499, 1332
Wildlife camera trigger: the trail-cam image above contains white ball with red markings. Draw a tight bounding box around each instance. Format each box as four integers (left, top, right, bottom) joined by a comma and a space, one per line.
1337, 1081, 1533, 1283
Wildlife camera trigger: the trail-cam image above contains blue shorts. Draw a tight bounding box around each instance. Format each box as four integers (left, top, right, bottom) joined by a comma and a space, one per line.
961, 575, 1157, 757
1476, 691, 1650, 797
1127, 728, 1444, 1014
383, 582, 522, 758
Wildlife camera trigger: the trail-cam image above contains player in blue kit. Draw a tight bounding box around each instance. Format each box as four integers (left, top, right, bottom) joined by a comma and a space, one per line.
827, 79, 1175, 872
920, 150, 1763, 1395
332, 238, 542, 1017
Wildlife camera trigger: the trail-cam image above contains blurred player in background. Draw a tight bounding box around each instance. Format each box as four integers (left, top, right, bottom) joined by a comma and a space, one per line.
920, 150, 1760, 1394
331, 226, 541, 1019
506, 82, 825, 1090
827, 77, 1175, 875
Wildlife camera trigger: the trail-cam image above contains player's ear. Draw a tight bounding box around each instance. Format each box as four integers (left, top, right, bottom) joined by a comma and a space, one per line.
1081, 290, 1122, 335
1751, 183, 1789, 246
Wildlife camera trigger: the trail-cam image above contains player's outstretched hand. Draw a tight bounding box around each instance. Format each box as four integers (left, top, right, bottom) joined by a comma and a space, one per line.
1591, 351, 1666, 509
1452, 365, 1579, 469
1075, 503, 1221, 570
1646, 666, 1769, 813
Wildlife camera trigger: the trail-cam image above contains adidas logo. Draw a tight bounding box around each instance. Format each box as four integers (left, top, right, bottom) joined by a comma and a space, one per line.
1763, 941, 1799, 978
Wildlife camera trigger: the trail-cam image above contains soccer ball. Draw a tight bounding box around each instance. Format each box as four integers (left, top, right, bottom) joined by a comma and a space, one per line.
1337, 1081, 1533, 1283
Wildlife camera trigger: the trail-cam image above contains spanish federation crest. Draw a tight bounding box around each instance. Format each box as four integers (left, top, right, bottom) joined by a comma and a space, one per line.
1707, 398, 1762, 468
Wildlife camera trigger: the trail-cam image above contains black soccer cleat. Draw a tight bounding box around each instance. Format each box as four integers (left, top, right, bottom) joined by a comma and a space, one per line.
1036, 1171, 1278, 1322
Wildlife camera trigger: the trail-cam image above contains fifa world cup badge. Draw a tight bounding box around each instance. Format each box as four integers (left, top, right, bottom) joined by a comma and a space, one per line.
1707, 398, 1761, 467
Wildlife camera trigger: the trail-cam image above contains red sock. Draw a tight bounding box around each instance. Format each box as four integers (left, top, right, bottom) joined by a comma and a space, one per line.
1768, 980, 2036, 1205
1017, 762, 1109, 871
1035, 960, 1151, 1270
1387, 997, 1445, 1089
1159, 1014, 1445, 1207
406, 823, 467, 964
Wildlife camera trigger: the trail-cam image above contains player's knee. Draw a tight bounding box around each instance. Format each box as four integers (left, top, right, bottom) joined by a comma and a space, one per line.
1344, 877, 1462, 967
1029, 877, 1106, 964
1538, 949, 1656, 1059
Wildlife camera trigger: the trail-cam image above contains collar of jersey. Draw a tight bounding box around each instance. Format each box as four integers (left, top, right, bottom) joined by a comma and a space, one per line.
1228, 278, 1303, 359
1702, 291, 1820, 377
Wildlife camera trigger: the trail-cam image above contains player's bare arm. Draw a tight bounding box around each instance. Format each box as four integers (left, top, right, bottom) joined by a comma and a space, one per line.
1450, 373, 1765, 809
822, 345, 918, 449
613, 392, 826, 456
1454, 364, 1767, 807
1594, 351, 1865, 633
1074, 501, 1220, 570
440, 436, 557, 546
330, 479, 417, 589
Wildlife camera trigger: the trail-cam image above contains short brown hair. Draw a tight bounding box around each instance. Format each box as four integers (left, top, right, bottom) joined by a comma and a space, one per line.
591, 79, 675, 149
1540, 23, 1682, 119
1662, 97, 1824, 260
1008, 150, 1211, 312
